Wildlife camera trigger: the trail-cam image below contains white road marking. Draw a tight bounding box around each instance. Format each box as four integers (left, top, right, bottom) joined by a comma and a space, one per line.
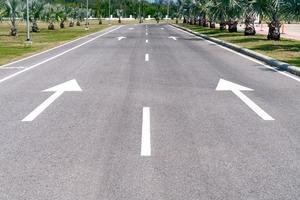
141, 107, 151, 156
0, 26, 122, 84
22, 79, 82, 122
216, 79, 274, 121
0, 26, 120, 69
169, 25, 300, 82
145, 54, 149, 62
1, 66, 25, 69
168, 36, 177, 40
146, 39, 149, 43
129, 27, 134, 30
161, 28, 164, 30
146, 32, 148, 36
117, 36, 126, 41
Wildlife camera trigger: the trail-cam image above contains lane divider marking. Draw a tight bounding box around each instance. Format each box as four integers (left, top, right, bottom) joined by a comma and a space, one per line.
141, 107, 151, 156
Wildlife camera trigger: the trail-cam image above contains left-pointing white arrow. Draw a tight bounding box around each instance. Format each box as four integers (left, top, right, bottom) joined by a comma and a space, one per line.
117, 36, 126, 41
216, 79, 274, 121
22, 79, 82, 122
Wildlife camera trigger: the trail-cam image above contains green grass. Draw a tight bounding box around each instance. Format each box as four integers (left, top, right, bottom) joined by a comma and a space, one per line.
179, 23, 300, 67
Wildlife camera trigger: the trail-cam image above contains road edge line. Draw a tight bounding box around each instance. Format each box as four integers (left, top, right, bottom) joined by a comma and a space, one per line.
0, 25, 119, 69
170, 24, 300, 81
0, 26, 122, 84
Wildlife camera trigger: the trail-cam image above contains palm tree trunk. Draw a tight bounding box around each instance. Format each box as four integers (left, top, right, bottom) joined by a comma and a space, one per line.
228, 20, 238, 32
220, 21, 226, 30
48, 22, 55, 30
244, 15, 256, 36
267, 20, 281, 40
10, 16, 17, 36
32, 19, 39, 32
60, 20, 65, 29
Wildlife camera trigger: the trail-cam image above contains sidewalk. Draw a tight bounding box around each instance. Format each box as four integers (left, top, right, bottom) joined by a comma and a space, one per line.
237, 24, 300, 41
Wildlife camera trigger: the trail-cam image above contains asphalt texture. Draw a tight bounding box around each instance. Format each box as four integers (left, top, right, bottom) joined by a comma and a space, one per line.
0, 24, 299, 200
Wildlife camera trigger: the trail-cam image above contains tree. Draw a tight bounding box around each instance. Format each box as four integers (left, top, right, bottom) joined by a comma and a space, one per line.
282, 0, 300, 22
242, 0, 256, 35
211, 0, 242, 31
3, 0, 23, 36
252, 0, 284, 40
29, 0, 44, 32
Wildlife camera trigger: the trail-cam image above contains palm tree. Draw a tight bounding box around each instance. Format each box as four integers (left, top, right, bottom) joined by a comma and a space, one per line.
242, 0, 256, 35
29, 0, 44, 32
213, 0, 242, 31
195, 0, 212, 27
0, 0, 5, 22
282, 0, 300, 22
3, 0, 22, 36
251, 0, 287, 40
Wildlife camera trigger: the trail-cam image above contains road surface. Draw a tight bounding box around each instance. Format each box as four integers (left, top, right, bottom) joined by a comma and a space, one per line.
0, 24, 299, 200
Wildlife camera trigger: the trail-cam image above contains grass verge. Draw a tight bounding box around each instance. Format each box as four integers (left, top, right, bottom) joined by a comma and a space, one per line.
0, 20, 123, 66
178, 23, 300, 68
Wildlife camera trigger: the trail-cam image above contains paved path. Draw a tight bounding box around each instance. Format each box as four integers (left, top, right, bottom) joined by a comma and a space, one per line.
0, 24, 299, 200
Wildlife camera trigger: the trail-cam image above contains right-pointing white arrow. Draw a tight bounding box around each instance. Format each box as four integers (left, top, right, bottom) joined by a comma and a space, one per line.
22, 79, 82, 122
216, 79, 274, 121
117, 36, 126, 41
168, 36, 177, 40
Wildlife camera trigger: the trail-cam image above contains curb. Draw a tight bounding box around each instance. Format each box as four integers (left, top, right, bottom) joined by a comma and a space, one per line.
171, 24, 300, 77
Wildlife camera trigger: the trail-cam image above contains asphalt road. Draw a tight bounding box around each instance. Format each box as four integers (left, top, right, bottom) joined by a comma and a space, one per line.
0, 24, 299, 200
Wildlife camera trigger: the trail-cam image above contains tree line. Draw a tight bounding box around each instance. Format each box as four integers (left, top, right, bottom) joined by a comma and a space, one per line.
0, 0, 177, 36
176, 0, 300, 40
1, 0, 299, 40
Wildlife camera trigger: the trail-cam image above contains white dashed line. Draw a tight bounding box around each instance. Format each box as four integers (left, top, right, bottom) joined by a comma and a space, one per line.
141, 107, 151, 156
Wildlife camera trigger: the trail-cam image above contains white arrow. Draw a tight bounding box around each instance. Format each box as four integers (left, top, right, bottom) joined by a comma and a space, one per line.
168, 36, 177, 40
216, 79, 274, 121
22, 79, 82, 122
117, 36, 126, 41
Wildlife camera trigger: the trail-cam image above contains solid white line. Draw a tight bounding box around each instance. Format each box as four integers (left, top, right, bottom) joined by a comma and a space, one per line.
169, 25, 300, 82
141, 107, 151, 156
146, 39, 149, 43
22, 91, 64, 122
0, 26, 122, 84
0, 26, 119, 69
233, 90, 274, 120
145, 54, 149, 62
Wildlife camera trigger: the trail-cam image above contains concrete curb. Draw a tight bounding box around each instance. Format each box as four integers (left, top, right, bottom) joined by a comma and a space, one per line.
171, 24, 300, 77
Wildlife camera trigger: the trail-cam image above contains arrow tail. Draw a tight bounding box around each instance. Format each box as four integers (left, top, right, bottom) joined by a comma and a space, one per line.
233, 90, 274, 121
22, 91, 64, 122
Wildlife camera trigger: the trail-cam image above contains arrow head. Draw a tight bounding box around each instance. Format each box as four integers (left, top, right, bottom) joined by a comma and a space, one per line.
216, 79, 253, 91
43, 79, 82, 92
168, 36, 177, 40
117, 36, 126, 40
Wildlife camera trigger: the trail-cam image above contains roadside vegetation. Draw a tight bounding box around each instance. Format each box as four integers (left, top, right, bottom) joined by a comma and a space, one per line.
0, 0, 176, 66
0, 21, 112, 65
175, 0, 300, 67
0, 0, 299, 67
179, 23, 300, 67
176, 0, 300, 40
